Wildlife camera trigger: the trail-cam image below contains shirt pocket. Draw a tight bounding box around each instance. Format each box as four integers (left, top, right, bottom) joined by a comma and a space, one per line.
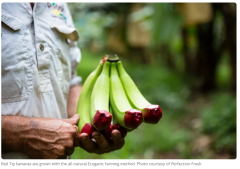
1, 13, 33, 103
50, 24, 79, 95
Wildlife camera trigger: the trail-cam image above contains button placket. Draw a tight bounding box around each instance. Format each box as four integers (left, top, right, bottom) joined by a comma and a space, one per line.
37, 42, 52, 92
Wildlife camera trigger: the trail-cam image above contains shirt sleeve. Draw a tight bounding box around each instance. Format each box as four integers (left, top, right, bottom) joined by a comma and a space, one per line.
64, 3, 82, 87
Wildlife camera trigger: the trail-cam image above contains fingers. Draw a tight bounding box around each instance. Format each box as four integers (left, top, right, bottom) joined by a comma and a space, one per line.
73, 125, 79, 137
74, 136, 80, 147
59, 117, 79, 156
77, 129, 126, 154
62, 114, 80, 125
92, 131, 109, 153
65, 146, 75, 156
112, 129, 125, 150
79, 133, 98, 153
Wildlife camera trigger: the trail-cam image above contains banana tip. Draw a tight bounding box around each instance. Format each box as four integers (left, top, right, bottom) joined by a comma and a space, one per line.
101, 123, 127, 140
93, 110, 112, 131
80, 123, 96, 139
124, 109, 143, 130
101, 124, 114, 141
143, 105, 162, 124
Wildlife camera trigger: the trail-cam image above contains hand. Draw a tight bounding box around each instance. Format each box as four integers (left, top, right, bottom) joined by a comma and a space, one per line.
66, 85, 125, 154
23, 114, 80, 159
2, 114, 80, 159
76, 129, 125, 154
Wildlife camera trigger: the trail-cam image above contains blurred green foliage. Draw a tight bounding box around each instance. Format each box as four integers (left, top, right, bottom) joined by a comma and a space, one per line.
200, 93, 236, 153
69, 3, 236, 159
151, 3, 183, 47
68, 3, 116, 48
73, 48, 236, 159
216, 53, 232, 89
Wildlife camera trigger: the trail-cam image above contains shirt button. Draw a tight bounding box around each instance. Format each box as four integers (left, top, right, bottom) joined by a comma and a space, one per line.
39, 44, 44, 51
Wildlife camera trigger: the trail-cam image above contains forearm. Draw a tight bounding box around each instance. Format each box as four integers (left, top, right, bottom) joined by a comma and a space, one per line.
67, 85, 82, 118
1, 116, 56, 154
2, 115, 32, 153
1, 115, 79, 159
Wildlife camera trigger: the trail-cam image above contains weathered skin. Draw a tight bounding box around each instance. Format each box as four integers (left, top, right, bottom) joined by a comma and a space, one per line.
2, 114, 126, 158
1, 115, 79, 159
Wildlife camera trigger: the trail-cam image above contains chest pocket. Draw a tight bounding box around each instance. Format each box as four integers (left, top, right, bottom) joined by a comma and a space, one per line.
49, 23, 79, 95
1, 13, 33, 103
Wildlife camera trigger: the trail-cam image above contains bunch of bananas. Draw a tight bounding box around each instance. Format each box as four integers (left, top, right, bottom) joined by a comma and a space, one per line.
77, 55, 162, 140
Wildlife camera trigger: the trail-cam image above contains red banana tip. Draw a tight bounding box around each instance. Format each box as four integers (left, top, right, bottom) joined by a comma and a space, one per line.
101, 124, 114, 141
124, 109, 143, 130
80, 123, 96, 139
93, 110, 112, 131
113, 123, 128, 138
101, 123, 128, 140
143, 105, 162, 124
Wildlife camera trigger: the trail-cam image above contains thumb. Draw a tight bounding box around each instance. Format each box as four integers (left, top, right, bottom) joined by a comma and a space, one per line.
62, 114, 80, 125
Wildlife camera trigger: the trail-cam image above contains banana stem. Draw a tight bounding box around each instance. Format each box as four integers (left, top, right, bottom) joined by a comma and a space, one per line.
101, 55, 109, 64
107, 54, 119, 62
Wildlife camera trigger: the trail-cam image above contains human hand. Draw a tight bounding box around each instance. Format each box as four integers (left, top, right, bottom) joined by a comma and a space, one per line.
76, 129, 125, 154
22, 114, 80, 159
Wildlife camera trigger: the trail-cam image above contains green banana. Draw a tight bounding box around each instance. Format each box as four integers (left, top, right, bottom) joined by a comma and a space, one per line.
90, 61, 112, 131
77, 56, 108, 137
116, 61, 162, 124
109, 62, 143, 130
